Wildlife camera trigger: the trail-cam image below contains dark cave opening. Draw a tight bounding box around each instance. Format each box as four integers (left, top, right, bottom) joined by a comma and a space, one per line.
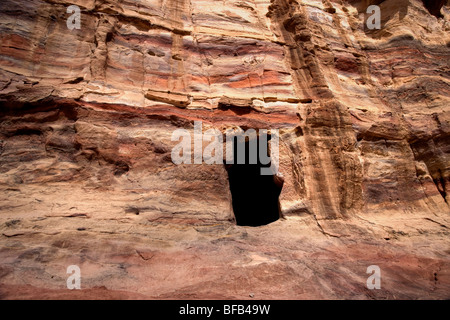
421, 0, 445, 18
226, 134, 282, 227
433, 169, 448, 203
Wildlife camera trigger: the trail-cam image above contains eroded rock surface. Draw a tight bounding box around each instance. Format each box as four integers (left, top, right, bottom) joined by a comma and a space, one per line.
0, 0, 449, 299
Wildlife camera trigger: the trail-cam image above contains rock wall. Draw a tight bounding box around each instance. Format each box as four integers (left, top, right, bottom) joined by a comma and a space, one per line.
1, 0, 448, 224
0, 0, 449, 299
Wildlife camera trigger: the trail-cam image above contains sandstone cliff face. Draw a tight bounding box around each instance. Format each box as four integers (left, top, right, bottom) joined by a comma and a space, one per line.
0, 0, 449, 299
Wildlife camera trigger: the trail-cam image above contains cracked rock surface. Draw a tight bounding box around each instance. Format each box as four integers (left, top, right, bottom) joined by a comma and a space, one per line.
0, 0, 449, 299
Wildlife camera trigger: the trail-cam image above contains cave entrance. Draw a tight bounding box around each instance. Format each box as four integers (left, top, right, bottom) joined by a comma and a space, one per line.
226, 133, 282, 227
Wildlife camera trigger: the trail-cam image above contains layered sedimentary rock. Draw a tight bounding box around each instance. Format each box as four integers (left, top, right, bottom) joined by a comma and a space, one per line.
0, 0, 449, 299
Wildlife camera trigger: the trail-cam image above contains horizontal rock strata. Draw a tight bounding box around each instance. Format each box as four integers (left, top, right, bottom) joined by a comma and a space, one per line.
0, 0, 449, 299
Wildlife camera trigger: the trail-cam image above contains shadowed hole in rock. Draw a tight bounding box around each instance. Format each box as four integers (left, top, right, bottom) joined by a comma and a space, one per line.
226, 133, 282, 227
12, 128, 42, 136
421, 0, 445, 18
433, 168, 447, 203
114, 161, 130, 176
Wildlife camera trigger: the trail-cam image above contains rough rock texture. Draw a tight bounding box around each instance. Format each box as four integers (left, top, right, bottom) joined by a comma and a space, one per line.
0, 0, 449, 299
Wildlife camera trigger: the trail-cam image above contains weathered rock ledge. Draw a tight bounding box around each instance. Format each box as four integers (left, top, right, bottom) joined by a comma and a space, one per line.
0, 0, 449, 299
